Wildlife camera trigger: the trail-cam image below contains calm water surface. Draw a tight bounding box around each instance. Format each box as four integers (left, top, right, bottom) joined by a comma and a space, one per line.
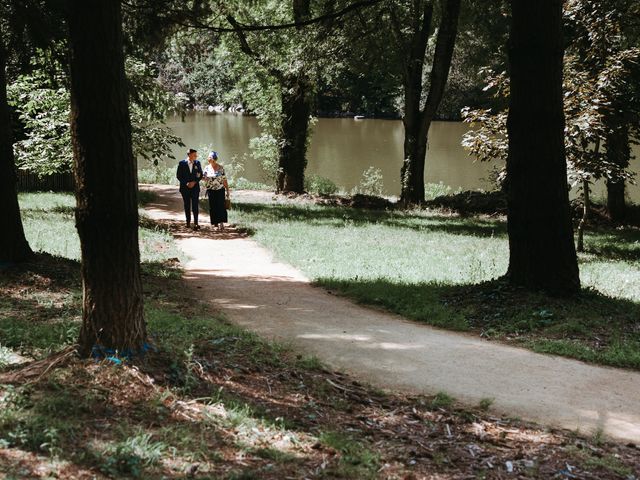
163, 112, 640, 202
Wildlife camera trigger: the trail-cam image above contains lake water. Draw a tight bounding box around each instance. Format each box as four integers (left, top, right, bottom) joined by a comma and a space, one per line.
162, 111, 640, 202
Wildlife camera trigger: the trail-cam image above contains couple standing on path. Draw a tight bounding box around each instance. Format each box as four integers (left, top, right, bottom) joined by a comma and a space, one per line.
176, 148, 230, 231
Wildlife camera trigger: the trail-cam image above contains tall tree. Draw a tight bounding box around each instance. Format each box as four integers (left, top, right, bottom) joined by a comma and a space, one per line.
0, 0, 57, 265
227, 0, 314, 193
505, 0, 580, 295
66, 0, 146, 355
566, 0, 640, 222
389, 0, 462, 206
0, 43, 32, 264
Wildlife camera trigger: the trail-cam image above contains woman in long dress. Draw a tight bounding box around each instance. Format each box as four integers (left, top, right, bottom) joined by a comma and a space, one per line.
202, 151, 230, 230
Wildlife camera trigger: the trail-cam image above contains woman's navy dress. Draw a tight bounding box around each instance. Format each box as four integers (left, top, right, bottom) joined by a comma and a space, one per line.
204, 166, 228, 224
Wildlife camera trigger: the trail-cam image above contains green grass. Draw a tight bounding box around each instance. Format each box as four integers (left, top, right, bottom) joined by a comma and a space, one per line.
478, 398, 494, 411
0, 192, 184, 358
430, 391, 455, 409
231, 200, 640, 369
319, 431, 380, 479
138, 166, 178, 185
18, 192, 182, 263
232, 202, 508, 285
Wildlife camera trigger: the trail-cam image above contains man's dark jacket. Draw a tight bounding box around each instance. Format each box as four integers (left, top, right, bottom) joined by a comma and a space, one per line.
176, 159, 203, 192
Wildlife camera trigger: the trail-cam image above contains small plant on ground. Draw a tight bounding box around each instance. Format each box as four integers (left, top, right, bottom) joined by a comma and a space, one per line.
431, 391, 455, 409
424, 181, 461, 200
319, 431, 380, 478
98, 433, 166, 478
305, 174, 339, 196
0, 345, 14, 368
478, 397, 494, 411
352, 166, 385, 197
296, 354, 324, 371
249, 134, 280, 186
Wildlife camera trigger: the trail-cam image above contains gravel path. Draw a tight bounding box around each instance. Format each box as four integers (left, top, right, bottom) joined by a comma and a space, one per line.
142, 184, 640, 444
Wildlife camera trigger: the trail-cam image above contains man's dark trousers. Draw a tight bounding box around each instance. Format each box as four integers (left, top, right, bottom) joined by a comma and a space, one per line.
180, 186, 199, 225
176, 158, 203, 226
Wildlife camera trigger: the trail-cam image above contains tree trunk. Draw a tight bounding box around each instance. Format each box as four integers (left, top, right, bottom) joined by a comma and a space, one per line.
605, 124, 629, 222
399, 0, 461, 206
67, 0, 146, 356
277, 77, 312, 193
576, 179, 590, 253
400, 110, 429, 204
276, 0, 312, 194
505, 0, 580, 295
0, 45, 33, 264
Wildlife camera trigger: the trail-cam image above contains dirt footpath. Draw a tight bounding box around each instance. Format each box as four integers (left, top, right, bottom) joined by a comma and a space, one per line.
142, 184, 640, 444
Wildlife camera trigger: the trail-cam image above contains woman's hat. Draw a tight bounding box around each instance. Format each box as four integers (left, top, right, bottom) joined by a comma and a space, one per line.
208, 151, 218, 160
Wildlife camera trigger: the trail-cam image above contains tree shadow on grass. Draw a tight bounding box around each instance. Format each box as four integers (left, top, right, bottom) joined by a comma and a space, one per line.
3, 256, 640, 478
234, 202, 508, 238
316, 276, 640, 370
580, 227, 640, 263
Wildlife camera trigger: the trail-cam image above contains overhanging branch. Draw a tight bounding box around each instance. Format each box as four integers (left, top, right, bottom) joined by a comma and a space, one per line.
123, 0, 385, 33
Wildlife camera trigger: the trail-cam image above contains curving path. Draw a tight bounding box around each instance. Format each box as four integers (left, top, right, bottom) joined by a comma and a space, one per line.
142, 184, 640, 444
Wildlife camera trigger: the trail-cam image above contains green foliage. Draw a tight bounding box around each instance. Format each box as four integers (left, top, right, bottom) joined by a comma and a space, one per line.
463, 1, 640, 188
351, 166, 385, 196
8, 70, 72, 176
0, 345, 13, 368
0, 316, 78, 354
430, 392, 455, 409
319, 431, 380, 478
424, 181, 462, 200
305, 175, 339, 195
99, 433, 166, 477
478, 398, 494, 411
8, 50, 183, 177
296, 354, 324, 371
249, 134, 280, 185
138, 166, 177, 185
157, 33, 243, 107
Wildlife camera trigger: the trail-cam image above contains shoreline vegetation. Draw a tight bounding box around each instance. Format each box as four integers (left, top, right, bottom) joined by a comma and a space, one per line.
1, 191, 639, 478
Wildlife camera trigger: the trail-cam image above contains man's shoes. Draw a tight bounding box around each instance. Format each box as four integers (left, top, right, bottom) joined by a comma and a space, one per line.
193, 224, 200, 230
186, 223, 190, 228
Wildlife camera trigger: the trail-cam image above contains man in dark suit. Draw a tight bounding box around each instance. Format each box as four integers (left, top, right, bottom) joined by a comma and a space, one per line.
176, 148, 203, 229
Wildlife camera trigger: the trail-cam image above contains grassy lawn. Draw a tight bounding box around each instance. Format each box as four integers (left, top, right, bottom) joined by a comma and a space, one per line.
18, 192, 182, 265
1, 191, 639, 478
230, 200, 640, 370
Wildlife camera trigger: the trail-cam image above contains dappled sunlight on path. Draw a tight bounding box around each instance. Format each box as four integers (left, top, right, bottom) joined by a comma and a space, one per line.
142, 184, 640, 444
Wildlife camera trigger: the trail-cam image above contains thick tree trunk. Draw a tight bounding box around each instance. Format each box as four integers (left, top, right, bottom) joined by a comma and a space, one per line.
277, 78, 312, 193
0, 45, 33, 264
67, 1, 146, 356
399, 0, 461, 206
505, 0, 580, 295
605, 124, 629, 222
400, 110, 429, 204
229, 0, 313, 194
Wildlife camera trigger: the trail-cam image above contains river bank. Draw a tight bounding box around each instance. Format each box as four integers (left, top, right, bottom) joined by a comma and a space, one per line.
161, 112, 640, 203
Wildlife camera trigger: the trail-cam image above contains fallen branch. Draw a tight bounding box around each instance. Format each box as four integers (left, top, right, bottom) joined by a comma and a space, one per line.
0, 346, 77, 385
